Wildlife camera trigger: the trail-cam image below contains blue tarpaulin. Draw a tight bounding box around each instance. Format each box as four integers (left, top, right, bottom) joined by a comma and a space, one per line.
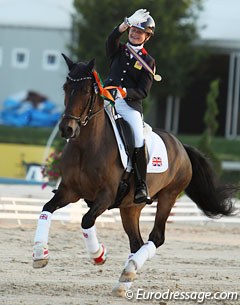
0, 91, 61, 127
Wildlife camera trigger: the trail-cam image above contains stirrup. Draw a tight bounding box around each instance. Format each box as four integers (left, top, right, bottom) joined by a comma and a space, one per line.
134, 194, 151, 204
134, 184, 150, 204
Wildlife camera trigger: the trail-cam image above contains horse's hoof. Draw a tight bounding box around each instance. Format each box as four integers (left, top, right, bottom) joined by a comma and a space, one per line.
112, 282, 130, 297
32, 243, 49, 268
119, 271, 136, 282
91, 244, 107, 265
119, 260, 137, 282
33, 258, 49, 268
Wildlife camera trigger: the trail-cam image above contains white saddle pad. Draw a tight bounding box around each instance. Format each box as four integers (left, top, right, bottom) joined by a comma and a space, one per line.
105, 102, 168, 173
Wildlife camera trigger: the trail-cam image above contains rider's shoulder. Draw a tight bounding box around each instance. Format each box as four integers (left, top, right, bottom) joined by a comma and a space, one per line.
141, 48, 155, 64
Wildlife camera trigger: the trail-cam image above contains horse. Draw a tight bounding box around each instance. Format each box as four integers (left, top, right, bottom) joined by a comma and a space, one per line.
32, 54, 237, 297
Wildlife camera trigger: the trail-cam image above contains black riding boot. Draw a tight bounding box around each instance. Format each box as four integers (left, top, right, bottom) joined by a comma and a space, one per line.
133, 145, 150, 204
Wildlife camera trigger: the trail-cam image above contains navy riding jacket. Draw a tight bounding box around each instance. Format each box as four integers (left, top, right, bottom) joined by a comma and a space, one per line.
104, 26, 155, 113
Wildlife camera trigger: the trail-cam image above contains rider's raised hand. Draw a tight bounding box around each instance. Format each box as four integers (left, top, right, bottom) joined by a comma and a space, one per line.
124, 9, 150, 27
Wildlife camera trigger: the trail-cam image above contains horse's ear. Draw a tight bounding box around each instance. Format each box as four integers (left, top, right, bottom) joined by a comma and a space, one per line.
87, 58, 95, 71
62, 53, 74, 71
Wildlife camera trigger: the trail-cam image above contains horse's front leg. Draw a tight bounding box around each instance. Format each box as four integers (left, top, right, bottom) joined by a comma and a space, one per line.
81, 220, 108, 266
32, 185, 80, 268
81, 195, 112, 266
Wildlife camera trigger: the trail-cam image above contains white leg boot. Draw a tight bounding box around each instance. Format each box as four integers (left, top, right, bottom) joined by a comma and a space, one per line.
82, 225, 107, 265
33, 211, 52, 268
113, 242, 156, 297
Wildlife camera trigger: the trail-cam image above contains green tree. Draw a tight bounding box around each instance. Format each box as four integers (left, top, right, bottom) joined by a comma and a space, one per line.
198, 79, 221, 175
72, 0, 205, 101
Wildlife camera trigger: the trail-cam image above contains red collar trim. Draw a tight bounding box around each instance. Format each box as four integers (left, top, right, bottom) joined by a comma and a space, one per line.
124, 44, 148, 55
141, 47, 148, 55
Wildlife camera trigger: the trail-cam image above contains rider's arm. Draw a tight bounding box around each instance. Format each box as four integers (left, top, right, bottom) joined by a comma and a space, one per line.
106, 23, 129, 60
118, 22, 129, 33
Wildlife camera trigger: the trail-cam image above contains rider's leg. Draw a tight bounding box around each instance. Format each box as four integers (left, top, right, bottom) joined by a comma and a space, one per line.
115, 98, 149, 203
132, 144, 150, 203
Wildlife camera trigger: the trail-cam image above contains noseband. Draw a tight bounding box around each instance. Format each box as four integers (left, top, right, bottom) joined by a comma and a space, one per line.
62, 75, 102, 127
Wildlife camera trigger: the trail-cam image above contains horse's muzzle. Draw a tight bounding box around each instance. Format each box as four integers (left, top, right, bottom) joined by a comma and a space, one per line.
59, 120, 80, 139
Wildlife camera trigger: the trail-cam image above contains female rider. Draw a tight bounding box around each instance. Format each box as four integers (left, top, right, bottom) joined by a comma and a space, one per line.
104, 9, 156, 204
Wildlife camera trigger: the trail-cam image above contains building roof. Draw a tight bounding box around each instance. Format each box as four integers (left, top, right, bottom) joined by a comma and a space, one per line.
0, 0, 75, 30
198, 0, 240, 44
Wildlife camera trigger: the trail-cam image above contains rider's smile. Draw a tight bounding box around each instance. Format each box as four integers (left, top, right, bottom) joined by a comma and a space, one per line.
129, 27, 147, 44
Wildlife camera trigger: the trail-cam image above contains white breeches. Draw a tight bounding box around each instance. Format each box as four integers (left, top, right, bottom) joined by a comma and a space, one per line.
115, 98, 144, 148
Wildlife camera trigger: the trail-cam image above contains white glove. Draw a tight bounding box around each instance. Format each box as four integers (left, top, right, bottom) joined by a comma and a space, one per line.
125, 9, 149, 27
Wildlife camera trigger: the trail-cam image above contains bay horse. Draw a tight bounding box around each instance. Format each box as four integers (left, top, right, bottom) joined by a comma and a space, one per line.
33, 55, 237, 297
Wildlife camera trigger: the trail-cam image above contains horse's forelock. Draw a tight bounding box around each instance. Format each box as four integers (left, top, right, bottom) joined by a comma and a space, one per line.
68, 62, 93, 81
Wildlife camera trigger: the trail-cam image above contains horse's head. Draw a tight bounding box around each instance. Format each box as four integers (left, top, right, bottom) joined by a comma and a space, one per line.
59, 54, 101, 139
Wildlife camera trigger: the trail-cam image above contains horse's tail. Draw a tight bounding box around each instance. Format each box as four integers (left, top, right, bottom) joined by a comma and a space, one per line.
184, 145, 237, 218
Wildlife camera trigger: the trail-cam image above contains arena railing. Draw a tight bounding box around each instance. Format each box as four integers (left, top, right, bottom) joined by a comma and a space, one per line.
0, 196, 239, 226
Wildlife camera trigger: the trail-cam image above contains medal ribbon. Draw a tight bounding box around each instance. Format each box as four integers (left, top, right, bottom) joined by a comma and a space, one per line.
126, 44, 162, 82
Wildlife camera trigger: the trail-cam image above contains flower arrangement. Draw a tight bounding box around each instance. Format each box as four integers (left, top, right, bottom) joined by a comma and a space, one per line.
41, 150, 62, 188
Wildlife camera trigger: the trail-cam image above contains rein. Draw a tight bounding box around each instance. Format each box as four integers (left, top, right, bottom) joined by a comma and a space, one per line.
62, 100, 110, 126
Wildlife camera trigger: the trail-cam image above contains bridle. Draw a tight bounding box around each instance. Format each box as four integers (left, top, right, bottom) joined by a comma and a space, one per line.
62, 74, 105, 127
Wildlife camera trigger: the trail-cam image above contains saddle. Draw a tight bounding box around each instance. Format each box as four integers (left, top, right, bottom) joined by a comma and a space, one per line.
114, 114, 135, 162
104, 102, 168, 208
111, 112, 135, 208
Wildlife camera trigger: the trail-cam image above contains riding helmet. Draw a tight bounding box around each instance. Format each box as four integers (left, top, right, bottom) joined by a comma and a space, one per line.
133, 16, 155, 35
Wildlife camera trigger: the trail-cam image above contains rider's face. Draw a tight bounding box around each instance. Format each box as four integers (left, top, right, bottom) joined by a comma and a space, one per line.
128, 27, 147, 45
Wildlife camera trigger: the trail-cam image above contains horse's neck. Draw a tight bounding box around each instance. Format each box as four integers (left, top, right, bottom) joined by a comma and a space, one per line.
66, 106, 119, 174
77, 105, 112, 152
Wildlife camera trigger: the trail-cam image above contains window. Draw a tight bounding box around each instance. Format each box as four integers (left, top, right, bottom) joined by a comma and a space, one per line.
42, 50, 59, 71
12, 48, 29, 68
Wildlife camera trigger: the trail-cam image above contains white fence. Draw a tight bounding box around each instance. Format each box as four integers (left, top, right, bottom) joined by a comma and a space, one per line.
0, 196, 240, 226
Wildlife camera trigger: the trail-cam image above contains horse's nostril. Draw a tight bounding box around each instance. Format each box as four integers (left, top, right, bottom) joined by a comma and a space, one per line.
66, 127, 73, 137
60, 126, 74, 139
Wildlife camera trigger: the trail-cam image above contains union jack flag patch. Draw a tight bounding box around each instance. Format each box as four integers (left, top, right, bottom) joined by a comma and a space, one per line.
39, 214, 48, 220
152, 157, 162, 167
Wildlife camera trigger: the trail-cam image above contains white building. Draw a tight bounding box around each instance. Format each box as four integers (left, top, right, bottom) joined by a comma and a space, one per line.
0, 0, 75, 108
0, 0, 239, 138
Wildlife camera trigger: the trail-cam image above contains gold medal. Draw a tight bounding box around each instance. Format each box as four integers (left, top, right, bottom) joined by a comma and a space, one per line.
154, 74, 162, 81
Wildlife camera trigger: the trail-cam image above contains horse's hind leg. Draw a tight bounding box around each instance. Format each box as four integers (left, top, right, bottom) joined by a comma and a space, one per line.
148, 191, 178, 248
33, 185, 80, 268
115, 191, 178, 297
112, 206, 145, 297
